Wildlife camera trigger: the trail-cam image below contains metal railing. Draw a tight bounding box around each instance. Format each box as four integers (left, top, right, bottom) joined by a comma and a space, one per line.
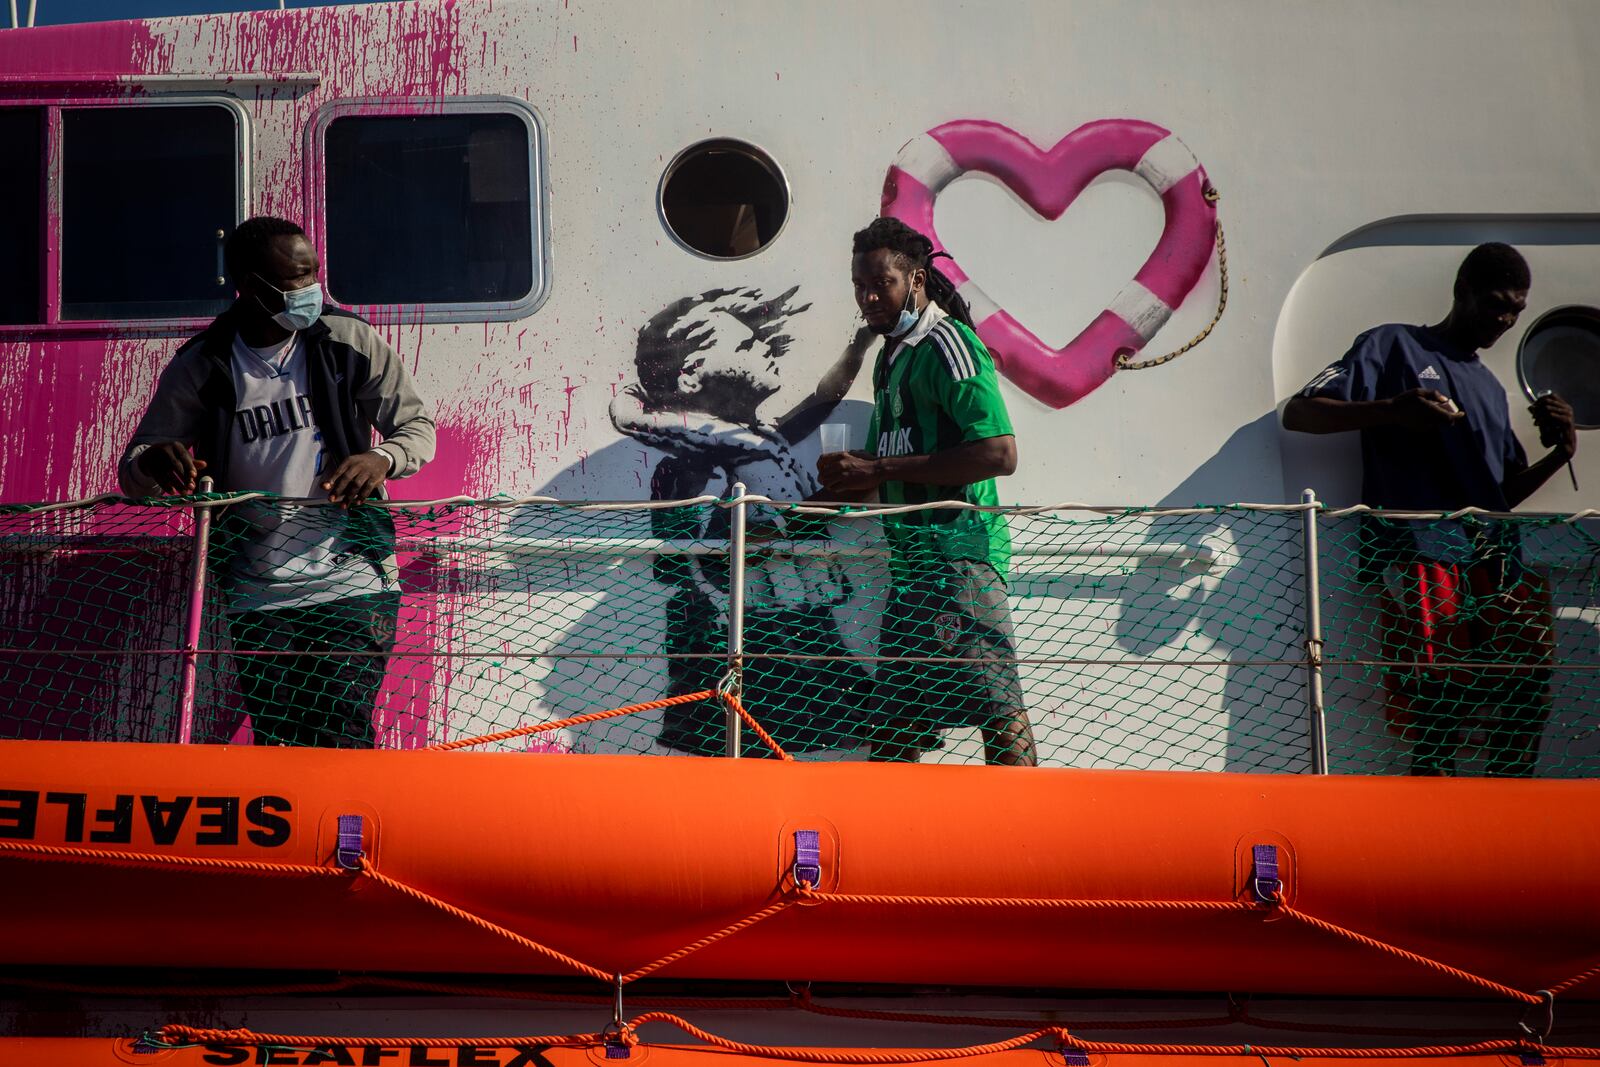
0, 488, 1597, 775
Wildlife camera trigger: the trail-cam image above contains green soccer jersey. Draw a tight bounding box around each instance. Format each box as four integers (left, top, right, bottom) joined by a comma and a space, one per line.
866, 304, 1014, 581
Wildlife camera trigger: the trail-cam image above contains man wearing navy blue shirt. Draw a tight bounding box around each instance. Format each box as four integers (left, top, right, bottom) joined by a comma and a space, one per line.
1283, 243, 1576, 776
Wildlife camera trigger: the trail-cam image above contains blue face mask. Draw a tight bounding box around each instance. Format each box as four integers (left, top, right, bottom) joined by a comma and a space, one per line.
255, 277, 324, 332
889, 273, 924, 337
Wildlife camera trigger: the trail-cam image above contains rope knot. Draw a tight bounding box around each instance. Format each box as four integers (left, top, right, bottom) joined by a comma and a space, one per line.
1053, 1029, 1089, 1066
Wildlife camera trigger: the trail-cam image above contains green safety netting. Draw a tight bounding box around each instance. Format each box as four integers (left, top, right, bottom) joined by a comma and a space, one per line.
1319, 511, 1600, 777
0, 494, 1595, 776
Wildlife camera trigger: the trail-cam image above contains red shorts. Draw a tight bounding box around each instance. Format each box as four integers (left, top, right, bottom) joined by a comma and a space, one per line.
1377, 560, 1555, 732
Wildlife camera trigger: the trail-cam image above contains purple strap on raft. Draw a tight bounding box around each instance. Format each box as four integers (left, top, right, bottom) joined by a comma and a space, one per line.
605, 1043, 631, 1059
1521, 1056, 1546, 1066
1251, 844, 1281, 903
1062, 1051, 1091, 1066
793, 829, 822, 888
336, 814, 365, 870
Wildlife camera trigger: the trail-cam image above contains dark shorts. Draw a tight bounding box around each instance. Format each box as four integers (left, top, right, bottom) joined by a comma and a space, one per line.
874, 559, 1027, 753
229, 591, 400, 748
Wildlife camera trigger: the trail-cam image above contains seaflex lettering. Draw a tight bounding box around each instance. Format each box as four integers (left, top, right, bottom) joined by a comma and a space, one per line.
201, 1044, 559, 1066
0, 789, 291, 847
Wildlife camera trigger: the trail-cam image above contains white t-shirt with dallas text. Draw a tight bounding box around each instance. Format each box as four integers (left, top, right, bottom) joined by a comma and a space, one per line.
221, 332, 387, 614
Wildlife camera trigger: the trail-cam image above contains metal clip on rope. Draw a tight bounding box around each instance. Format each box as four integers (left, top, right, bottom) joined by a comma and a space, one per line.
603, 974, 631, 1058
1519, 989, 1555, 1044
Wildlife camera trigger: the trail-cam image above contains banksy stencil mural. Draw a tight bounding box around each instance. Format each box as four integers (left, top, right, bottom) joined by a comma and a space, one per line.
609, 286, 876, 756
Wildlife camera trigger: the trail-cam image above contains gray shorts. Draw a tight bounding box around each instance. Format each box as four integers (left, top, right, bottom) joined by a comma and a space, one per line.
874, 559, 1027, 752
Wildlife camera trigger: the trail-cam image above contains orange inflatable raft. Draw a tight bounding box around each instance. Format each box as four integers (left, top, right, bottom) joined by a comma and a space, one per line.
5, 1037, 1600, 1067
2, 740, 1598, 999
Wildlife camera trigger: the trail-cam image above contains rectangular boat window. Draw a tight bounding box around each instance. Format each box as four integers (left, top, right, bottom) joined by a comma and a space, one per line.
60, 106, 237, 321
0, 109, 43, 326
324, 112, 535, 307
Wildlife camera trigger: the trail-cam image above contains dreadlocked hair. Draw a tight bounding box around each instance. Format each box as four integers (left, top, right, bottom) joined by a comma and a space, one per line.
851, 217, 975, 328
224, 216, 306, 286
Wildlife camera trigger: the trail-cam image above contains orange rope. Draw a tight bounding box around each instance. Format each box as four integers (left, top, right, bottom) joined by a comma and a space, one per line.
355, 857, 611, 982
3, 832, 1587, 1022
798, 887, 1255, 913
137, 1013, 1600, 1062
799, 886, 1561, 1009
427, 690, 716, 751
0, 839, 345, 878
0, 975, 1495, 1042
622, 897, 800, 982
725, 690, 793, 761
158, 1024, 599, 1049
6, 970, 786, 1009
1066, 1038, 1592, 1058
359, 979, 787, 1011
357, 857, 806, 987
622, 1012, 1070, 1062
1550, 962, 1600, 996
1274, 899, 1543, 1006
621, 1015, 1600, 1061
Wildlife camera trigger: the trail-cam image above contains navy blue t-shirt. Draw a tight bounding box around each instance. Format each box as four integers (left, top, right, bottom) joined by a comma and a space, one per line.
1299, 323, 1526, 511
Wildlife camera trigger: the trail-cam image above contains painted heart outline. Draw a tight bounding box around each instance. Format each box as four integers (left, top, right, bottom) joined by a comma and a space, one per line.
881, 119, 1218, 409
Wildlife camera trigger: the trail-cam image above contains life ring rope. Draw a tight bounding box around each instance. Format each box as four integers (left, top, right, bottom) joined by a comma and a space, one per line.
1116, 192, 1228, 372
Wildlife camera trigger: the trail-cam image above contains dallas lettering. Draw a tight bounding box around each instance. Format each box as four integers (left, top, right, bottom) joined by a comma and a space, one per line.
237, 394, 315, 444
0, 789, 291, 847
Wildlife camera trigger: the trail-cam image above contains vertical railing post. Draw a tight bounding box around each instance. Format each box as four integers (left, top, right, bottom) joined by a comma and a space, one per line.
723, 481, 749, 758
175, 476, 214, 744
1301, 488, 1329, 774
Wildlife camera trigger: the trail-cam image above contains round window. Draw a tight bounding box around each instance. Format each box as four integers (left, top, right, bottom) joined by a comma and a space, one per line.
1516, 304, 1600, 429
658, 139, 789, 260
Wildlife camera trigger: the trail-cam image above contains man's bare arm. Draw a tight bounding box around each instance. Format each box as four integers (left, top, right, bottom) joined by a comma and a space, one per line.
1282, 390, 1463, 434
1502, 449, 1573, 508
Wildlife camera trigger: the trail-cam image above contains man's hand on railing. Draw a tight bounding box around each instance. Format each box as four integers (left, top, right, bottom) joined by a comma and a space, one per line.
137, 443, 209, 495
322, 451, 391, 508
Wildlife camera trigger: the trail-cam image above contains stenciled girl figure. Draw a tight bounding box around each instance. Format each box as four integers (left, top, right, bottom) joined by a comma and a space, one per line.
610, 286, 875, 755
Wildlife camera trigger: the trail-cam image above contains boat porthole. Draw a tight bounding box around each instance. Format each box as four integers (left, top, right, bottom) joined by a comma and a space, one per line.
1516, 304, 1600, 429
658, 137, 790, 261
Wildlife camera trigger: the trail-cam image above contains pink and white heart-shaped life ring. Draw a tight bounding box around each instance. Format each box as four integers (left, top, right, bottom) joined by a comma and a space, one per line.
881, 119, 1218, 409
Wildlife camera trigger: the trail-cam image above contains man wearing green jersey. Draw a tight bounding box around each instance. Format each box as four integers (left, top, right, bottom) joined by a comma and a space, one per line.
819, 218, 1036, 766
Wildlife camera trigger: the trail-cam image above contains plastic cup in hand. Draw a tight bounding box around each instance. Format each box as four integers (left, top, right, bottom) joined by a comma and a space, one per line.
820, 422, 851, 455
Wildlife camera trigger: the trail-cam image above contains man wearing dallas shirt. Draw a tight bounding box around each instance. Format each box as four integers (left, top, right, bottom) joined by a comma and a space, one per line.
119, 216, 435, 748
